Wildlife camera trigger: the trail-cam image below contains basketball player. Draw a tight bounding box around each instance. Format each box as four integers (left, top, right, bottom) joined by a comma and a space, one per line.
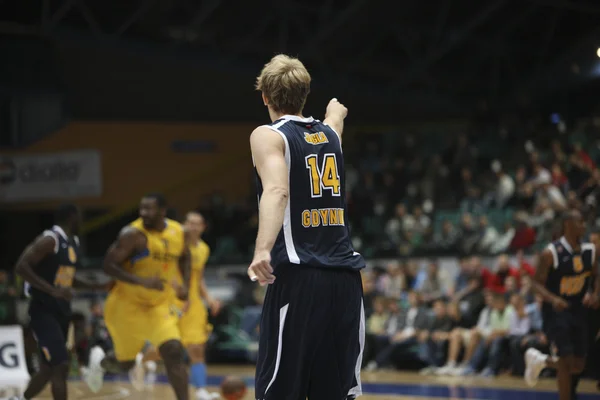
142, 211, 221, 400
83, 194, 191, 400
14, 204, 83, 400
248, 54, 365, 400
525, 210, 599, 400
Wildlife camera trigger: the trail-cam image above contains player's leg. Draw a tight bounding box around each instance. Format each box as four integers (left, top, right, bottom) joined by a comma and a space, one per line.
525, 317, 577, 400
150, 302, 189, 400
569, 317, 589, 400
255, 266, 321, 400
84, 291, 145, 392
26, 310, 70, 400
309, 269, 364, 400
158, 340, 189, 400
180, 301, 217, 399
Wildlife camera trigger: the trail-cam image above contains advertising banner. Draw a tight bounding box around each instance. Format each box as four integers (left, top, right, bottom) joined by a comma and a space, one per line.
0, 150, 102, 202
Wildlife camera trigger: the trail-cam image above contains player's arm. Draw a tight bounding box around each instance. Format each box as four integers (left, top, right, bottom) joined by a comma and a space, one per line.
248, 126, 288, 284
103, 227, 163, 290
323, 98, 348, 143
14, 234, 67, 299
72, 275, 111, 291
176, 230, 191, 301
198, 247, 221, 314
532, 249, 568, 310
584, 247, 600, 308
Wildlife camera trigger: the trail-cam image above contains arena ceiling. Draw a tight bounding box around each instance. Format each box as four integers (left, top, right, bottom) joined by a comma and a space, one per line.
1, 0, 600, 116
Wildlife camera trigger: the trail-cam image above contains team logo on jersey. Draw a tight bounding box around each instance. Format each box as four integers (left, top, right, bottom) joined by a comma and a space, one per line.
68, 246, 77, 263
573, 255, 583, 273
304, 132, 329, 145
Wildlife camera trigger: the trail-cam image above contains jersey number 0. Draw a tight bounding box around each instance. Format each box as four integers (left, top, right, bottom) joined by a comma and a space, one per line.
305, 153, 341, 198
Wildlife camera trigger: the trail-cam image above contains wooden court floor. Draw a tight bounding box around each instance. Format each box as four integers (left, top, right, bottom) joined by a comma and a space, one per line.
31, 366, 599, 399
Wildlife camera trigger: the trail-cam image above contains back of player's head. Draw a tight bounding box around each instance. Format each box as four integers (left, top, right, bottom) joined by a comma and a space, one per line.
54, 203, 79, 224
143, 193, 167, 209
255, 54, 311, 115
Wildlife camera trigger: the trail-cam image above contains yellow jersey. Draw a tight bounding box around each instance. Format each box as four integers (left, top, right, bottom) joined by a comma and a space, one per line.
115, 218, 186, 306
174, 240, 210, 303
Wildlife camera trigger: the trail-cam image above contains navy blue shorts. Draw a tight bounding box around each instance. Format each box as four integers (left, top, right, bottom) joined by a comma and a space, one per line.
29, 303, 70, 366
543, 309, 588, 358
255, 265, 364, 400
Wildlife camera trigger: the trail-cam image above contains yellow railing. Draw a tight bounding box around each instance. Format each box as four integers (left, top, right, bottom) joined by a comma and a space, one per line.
82, 153, 247, 234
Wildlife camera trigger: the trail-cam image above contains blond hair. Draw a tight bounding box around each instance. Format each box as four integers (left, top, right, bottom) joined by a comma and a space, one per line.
255, 54, 311, 115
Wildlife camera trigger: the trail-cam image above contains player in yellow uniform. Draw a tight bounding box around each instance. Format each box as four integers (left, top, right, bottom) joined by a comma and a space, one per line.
179, 212, 221, 400
83, 193, 191, 400
143, 211, 221, 400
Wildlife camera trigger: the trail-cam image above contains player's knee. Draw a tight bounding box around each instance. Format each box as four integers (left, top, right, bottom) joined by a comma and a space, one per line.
571, 358, 585, 374
187, 344, 205, 363
159, 340, 186, 364
50, 362, 69, 381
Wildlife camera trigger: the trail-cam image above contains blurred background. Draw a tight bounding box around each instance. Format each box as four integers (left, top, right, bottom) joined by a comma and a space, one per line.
1, 0, 600, 379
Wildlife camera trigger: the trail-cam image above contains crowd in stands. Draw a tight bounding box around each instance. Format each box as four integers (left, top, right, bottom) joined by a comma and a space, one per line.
195, 118, 600, 263
361, 254, 548, 377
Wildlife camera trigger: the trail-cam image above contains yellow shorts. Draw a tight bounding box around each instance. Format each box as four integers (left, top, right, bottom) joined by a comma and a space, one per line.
104, 289, 181, 361
176, 298, 213, 347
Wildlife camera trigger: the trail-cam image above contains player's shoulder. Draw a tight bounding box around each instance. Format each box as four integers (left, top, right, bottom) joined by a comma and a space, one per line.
119, 222, 146, 241
165, 218, 183, 231
581, 242, 595, 252
199, 240, 210, 254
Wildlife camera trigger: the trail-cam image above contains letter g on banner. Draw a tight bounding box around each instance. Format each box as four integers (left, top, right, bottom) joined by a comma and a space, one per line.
0, 342, 18, 368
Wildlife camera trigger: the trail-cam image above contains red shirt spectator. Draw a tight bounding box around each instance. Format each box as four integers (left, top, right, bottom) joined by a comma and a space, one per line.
486, 254, 520, 294
511, 223, 536, 250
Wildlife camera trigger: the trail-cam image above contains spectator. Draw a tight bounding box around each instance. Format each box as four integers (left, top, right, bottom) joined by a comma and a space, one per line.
385, 204, 409, 245
412, 206, 431, 235
380, 262, 406, 299
418, 261, 445, 304
436, 290, 494, 376
433, 220, 460, 253
460, 293, 515, 376
477, 215, 500, 253
507, 295, 532, 376
459, 213, 481, 254
512, 295, 549, 376
520, 275, 535, 304
490, 222, 516, 254
365, 291, 429, 371
454, 276, 485, 327
510, 213, 536, 251
420, 300, 453, 374
449, 257, 472, 296
488, 254, 520, 294
367, 297, 390, 335
489, 160, 515, 208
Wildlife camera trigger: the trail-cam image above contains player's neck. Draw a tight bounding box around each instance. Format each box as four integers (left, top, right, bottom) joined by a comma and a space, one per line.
270, 110, 304, 122
562, 235, 580, 250
58, 224, 71, 237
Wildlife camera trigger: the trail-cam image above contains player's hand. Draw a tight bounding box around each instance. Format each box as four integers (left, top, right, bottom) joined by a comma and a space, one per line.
52, 287, 73, 301
552, 296, 569, 311
172, 281, 189, 302
583, 292, 600, 309
140, 276, 165, 291
248, 251, 275, 286
208, 298, 222, 316
325, 98, 348, 120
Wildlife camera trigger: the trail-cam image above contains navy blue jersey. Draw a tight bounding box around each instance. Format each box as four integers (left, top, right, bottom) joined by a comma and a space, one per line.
543, 237, 595, 313
26, 225, 81, 315
254, 115, 365, 269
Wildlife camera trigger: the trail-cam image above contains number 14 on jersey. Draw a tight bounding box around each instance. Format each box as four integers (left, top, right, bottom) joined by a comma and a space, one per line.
305, 153, 341, 198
